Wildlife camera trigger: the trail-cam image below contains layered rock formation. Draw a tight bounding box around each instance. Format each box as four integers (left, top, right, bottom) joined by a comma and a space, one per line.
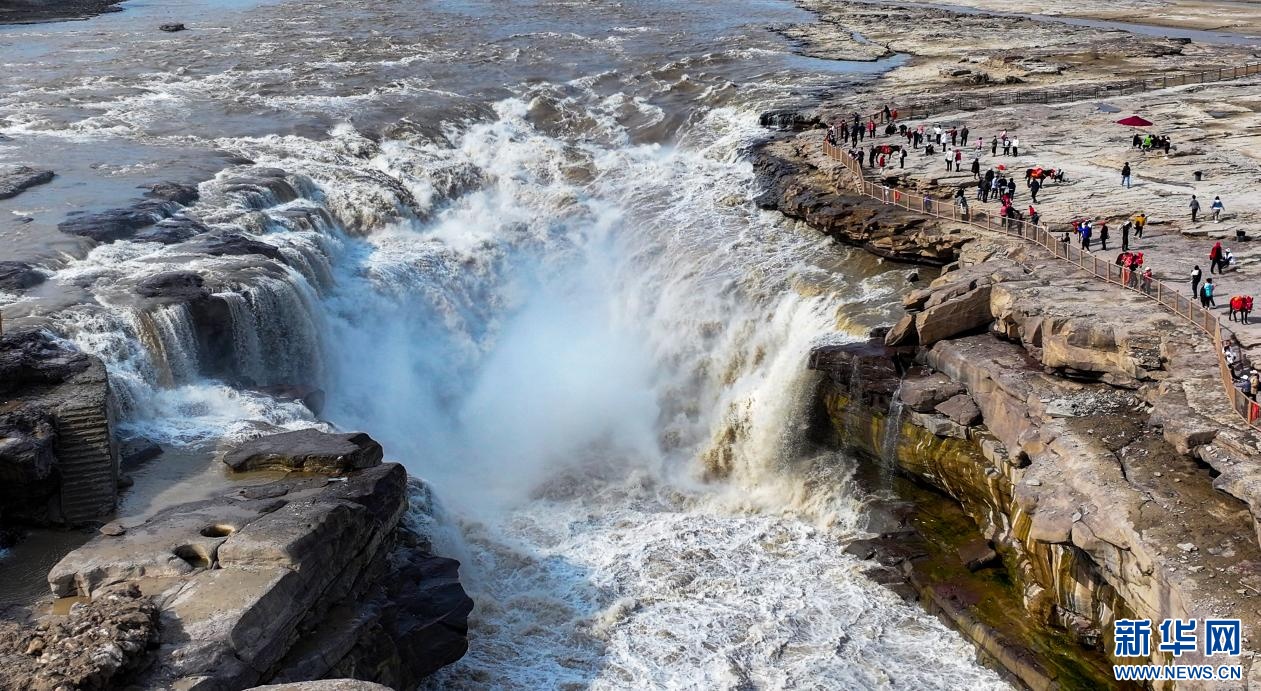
28, 430, 472, 690
810, 236, 1261, 687
754, 134, 972, 265
0, 329, 119, 529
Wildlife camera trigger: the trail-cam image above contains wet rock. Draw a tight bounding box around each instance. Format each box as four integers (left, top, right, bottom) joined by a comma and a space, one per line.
884, 314, 918, 347
0, 583, 158, 691
260, 385, 326, 416
58, 203, 175, 243
132, 216, 210, 244
0, 261, 47, 291
158, 22, 185, 32
134, 271, 210, 301
58, 182, 199, 243
758, 109, 822, 131
0, 165, 53, 201
220, 429, 384, 474
899, 373, 965, 413
187, 232, 286, 262
100, 521, 126, 536
935, 393, 982, 426
247, 683, 393, 691
143, 181, 198, 205
119, 436, 162, 467
957, 538, 1000, 571
0, 329, 91, 396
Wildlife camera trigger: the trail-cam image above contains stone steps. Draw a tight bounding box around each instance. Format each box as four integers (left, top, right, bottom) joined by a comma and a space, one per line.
55, 402, 117, 524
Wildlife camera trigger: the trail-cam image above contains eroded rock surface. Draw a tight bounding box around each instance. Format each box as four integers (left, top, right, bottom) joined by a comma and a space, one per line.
45, 461, 471, 689
219, 429, 384, 474
0, 165, 53, 200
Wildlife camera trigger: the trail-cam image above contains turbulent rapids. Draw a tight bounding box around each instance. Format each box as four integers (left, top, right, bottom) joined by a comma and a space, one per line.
1, 0, 1008, 687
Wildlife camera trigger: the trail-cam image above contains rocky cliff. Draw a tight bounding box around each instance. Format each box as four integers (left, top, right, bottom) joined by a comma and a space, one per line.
0, 430, 472, 691
810, 236, 1261, 688
0, 328, 120, 533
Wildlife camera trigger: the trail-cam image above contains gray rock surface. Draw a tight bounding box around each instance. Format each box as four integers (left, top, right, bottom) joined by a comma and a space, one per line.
220, 429, 384, 474
46, 462, 472, 689
0, 165, 53, 200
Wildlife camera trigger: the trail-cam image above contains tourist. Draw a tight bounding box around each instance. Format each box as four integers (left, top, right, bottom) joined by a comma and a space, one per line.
971, 157, 980, 179
945, 148, 953, 171
1210, 241, 1225, 274
882, 104, 891, 122
1002, 136, 1011, 155
1132, 133, 1142, 148
1202, 278, 1217, 308
1212, 196, 1225, 223
961, 125, 970, 145
1163, 136, 1171, 155
1028, 204, 1040, 226
1231, 295, 1244, 322
1251, 370, 1260, 396
1011, 137, 1020, 156
1246, 295, 1255, 325
1191, 265, 1203, 298
1121, 220, 1132, 251
991, 136, 998, 156
1029, 177, 1041, 203
954, 147, 963, 172
1121, 162, 1132, 189
1142, 267, 1153, 295
1133, 212, 1147, 238
934, 124, 942, 143
949, 126, 958, 146
1099, 221, 1109, 250
1080, 220, 1092, 250
900, 147, 907, 169
1191, 195, 1201, 223
990, 174, 1001, 201
1225, 247, 1237, 271
956, 187, 969, 216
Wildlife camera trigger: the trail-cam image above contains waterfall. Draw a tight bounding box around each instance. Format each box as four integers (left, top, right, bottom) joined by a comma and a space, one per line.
879, 380, 905, 490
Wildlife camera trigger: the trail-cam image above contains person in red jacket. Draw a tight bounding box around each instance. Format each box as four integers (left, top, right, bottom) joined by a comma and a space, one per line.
1231, 295, 1244, 322
1210, 241, 1225, 274
1245, 295, 1255, 325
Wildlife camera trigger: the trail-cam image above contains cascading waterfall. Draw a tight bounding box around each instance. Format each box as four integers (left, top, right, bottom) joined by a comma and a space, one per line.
0, 0, 1014, 686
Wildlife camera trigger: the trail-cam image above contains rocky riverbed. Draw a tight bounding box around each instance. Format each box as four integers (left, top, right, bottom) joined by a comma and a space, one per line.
757, 0, 1261, 686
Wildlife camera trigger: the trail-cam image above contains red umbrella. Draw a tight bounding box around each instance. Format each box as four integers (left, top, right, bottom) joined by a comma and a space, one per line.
1116, 115, 1154, 127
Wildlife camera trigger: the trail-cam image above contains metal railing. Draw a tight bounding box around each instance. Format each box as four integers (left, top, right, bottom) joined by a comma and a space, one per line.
854, 62, 1261, 124
821, 137, 1261, 430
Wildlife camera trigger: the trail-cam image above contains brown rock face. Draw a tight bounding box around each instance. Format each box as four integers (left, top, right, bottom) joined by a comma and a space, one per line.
220, 429, 384, 474
899, 372, 965, 412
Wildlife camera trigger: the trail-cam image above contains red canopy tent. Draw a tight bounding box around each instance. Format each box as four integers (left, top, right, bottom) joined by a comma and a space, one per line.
1116, 115, 1154, 127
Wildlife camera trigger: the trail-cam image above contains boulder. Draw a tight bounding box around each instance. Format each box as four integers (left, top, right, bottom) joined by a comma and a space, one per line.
120, 436, 163, 467
913, 284, 993, 345
935, 393, 982, 426
0, 261, 47, 292
135, 271, 210, 301
220, 429, 384, 474
899, 373, 965, 413
884, 314, 918, 347
158, 22, 185, 32
0, 165, 54, 201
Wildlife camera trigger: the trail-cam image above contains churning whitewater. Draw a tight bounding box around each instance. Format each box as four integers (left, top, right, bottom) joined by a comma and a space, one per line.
0, 0, 1008, 687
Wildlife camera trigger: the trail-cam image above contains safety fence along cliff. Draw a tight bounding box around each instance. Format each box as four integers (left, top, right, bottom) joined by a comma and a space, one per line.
820, 138, 1261, 430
